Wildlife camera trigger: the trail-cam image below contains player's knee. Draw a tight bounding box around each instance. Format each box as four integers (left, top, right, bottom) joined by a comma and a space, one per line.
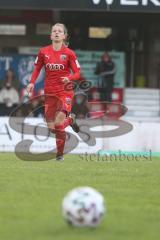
55, 122, 64, 131
54, 112, 66, 125
54, 117, 64, 127
47, 121, 55, 130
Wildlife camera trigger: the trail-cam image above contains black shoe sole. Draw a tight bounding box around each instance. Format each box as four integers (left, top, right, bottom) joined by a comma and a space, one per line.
71, 123, 80, 133
56, 156, 64, 161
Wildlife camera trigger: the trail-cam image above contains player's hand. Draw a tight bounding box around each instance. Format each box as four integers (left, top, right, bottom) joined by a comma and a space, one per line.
61, 77, 70, 83
26, 83, 34, 95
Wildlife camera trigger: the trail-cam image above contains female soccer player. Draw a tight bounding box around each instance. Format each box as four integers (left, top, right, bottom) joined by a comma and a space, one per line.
27, 23, 81, 161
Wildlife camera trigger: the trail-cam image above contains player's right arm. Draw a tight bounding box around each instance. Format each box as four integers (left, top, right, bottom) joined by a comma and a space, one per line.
27, 50, 44, 95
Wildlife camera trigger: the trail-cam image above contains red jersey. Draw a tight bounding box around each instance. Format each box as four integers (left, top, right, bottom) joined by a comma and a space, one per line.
30, 45, 80, 96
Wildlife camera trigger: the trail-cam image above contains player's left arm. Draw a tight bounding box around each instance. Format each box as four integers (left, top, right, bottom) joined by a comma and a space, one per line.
68, 51, 81, 81
61, 51, 80, 83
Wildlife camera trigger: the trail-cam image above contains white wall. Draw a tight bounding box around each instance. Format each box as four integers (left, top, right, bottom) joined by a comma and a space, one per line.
0, 117, 159, 154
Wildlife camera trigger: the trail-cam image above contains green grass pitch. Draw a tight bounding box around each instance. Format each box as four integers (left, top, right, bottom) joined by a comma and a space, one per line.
0, 153, 160, 240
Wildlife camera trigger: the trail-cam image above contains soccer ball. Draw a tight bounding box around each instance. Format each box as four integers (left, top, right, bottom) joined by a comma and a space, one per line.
62, 186, 106, 227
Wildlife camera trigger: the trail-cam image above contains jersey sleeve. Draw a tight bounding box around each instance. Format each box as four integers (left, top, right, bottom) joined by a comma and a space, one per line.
30, 50, 44, 84
68, 51, 81, 81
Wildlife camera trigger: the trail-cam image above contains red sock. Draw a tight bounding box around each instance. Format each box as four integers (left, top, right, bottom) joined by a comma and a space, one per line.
54, 124, 66, 156
56, 130, 66, 156
50, 117, 72, 156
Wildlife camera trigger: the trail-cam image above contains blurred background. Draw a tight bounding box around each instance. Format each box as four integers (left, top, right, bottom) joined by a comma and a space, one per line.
0, 0, 160, 154
1, 3, 160, 240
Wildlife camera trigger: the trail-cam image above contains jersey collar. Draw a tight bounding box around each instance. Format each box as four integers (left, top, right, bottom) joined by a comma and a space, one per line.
51, 44, 66, 52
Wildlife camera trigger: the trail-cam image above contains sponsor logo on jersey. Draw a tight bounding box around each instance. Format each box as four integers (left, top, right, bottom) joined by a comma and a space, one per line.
45, 55, 50, 59
60, 54, 67, 61
46, 63, 65, 70
65, 97, 71, 105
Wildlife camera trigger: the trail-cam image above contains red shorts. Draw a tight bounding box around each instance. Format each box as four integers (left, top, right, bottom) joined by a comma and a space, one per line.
44, 94, 73, 121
